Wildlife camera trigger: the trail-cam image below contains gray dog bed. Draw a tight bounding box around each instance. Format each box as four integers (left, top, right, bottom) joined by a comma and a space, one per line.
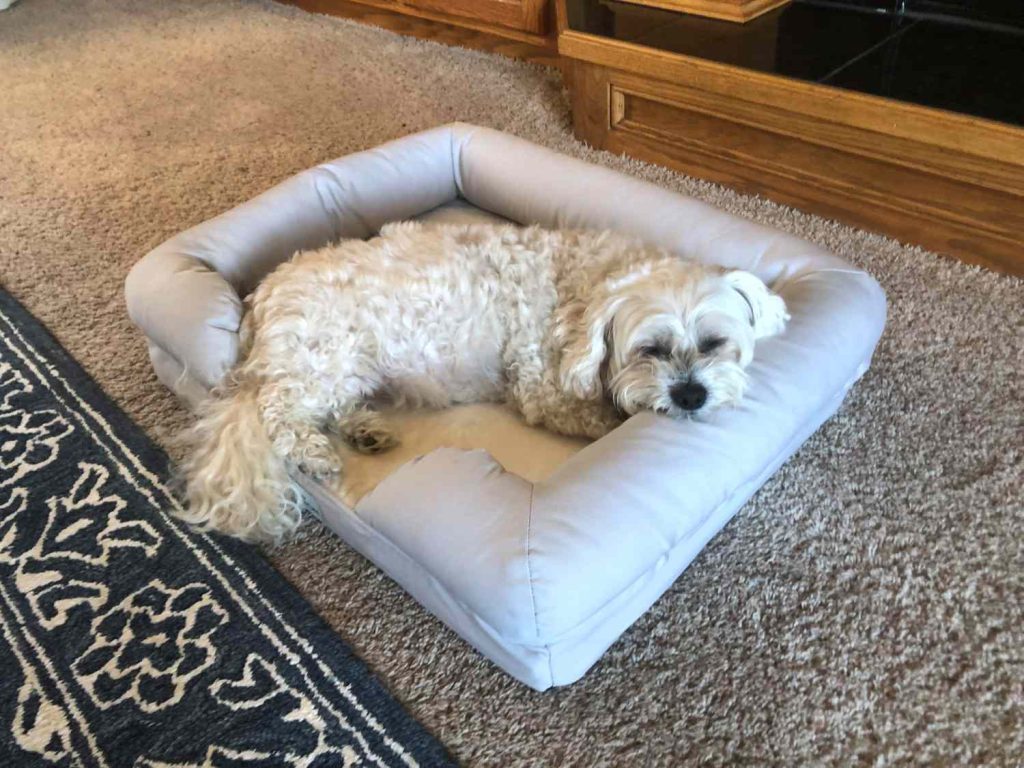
126, 123, 886, 690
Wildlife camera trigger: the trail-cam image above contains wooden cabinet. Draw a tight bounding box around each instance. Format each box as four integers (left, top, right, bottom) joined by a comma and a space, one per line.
285, 0, 559, 62
397, 0, 548, 34
561, 31, 1024, 275
327, 0, 549, 38
616, 0, 788, 23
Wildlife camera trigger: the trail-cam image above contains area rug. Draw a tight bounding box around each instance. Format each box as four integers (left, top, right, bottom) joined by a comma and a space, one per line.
0, 289, 452, 767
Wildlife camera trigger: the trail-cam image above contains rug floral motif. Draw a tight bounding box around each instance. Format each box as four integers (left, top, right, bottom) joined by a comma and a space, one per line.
0, 289, 453, 767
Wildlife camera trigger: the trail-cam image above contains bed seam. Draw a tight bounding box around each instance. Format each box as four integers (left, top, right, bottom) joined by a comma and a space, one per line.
524, 481, 552, 686
449, 124, 465, 199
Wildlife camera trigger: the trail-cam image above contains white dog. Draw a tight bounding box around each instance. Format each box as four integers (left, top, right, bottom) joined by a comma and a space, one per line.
178, 222, 788, 543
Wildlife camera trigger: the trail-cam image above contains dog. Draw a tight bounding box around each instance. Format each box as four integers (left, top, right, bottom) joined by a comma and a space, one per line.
177, 222, 788, 543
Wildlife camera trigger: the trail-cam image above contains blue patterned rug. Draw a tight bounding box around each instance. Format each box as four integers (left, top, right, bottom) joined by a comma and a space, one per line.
0, 289, 453, 767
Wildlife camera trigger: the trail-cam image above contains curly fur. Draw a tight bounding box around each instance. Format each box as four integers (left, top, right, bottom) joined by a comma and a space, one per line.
178, 222, 788, 543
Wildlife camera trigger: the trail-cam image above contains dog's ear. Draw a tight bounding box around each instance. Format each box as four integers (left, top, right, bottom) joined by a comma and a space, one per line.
557, 291, 622, 401
724, 270, 789, 339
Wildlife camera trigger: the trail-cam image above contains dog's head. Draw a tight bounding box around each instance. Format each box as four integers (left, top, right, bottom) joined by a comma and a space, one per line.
557, 261, 788, 419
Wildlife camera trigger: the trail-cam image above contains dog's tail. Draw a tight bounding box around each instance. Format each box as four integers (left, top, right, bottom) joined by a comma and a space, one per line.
174, 378, 304, 544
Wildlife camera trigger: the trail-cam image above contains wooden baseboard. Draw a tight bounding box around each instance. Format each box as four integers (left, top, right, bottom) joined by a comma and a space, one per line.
616, 0, 790, 23
284, 0, 560, 66
564, 33, 1024, 276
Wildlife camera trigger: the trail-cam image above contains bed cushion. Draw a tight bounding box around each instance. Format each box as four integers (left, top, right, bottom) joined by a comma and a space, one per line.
125, 123, 886, 690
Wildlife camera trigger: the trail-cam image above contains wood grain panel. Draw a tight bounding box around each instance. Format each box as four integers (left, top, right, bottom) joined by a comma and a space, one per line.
617, 0, 790, 23
615, 85, 1024, 240
560, 31, 1024, 168
569, 60, 1024, 275
606, 70, 1023, 197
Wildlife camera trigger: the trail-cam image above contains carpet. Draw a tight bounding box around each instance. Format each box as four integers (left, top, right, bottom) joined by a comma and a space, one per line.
0, 288, 452, 766
0, 0, 1020, 765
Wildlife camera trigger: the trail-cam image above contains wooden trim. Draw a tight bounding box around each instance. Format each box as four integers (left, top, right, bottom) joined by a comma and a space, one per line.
610, 88, 627, 126
398, 0, 547, 34
616, 0, 790, 23
351, 0, 548, 42
283, 0, 559, 64
298, 0, 553, 46
554, 0, 569, 34
560, 31, 1024, 167
569, 59, 1024, 275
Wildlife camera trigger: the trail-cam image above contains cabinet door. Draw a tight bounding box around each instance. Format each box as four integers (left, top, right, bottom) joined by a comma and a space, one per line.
401, 0, 547, 34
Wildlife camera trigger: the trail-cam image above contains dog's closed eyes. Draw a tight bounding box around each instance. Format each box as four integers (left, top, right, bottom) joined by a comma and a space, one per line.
698, 336, 725, 354
638, 342, 671, 359
638, 335, 725, 359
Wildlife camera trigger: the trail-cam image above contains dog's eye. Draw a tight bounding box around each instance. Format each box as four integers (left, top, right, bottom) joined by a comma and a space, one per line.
638, 343, 671, 359
698, 336, 725, 354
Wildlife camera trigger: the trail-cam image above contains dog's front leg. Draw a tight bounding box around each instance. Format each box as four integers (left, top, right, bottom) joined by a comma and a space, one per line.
542, 401, 623, 440
516, 387, 623, 441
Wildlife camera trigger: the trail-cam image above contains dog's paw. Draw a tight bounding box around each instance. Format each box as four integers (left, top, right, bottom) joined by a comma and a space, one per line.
297, 451, 342, 479
295, 434, 342, 478
337, 411, 399, 455
347, 425, 398, 455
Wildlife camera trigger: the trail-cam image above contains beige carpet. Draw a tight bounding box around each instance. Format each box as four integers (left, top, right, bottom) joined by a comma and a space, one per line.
2, 1, 1021, 764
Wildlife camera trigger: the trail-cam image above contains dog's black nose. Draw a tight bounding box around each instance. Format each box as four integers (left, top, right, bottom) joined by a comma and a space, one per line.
670, 381, 707, 411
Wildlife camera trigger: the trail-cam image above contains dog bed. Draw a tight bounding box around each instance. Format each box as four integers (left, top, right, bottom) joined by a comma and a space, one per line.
126, 123, 886, 690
